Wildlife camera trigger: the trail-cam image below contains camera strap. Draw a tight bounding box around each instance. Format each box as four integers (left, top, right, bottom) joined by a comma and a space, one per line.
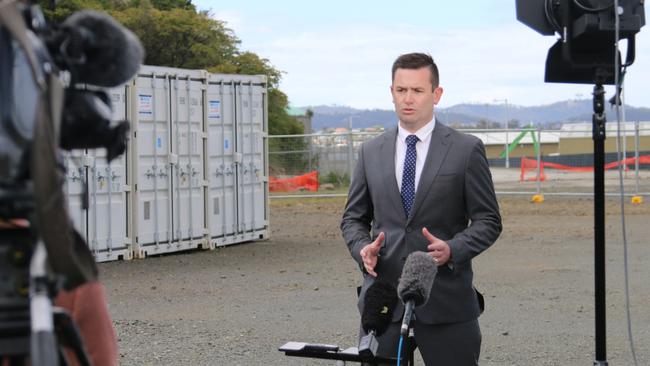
1, 0, 98, 289
0, 0, 46, 90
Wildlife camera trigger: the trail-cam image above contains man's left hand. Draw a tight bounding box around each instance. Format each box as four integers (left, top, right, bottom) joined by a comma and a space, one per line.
422, 227, 450, 266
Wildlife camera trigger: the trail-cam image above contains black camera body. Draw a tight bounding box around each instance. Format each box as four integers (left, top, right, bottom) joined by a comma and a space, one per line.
516, 0, 645, 84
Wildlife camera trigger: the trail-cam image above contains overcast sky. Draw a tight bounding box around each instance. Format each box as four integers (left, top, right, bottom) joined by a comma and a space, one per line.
193, 0, 650, 109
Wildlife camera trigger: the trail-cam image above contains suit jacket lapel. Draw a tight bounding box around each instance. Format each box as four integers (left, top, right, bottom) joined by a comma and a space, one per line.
407, 123, 452, 224
380, 127, 406, 221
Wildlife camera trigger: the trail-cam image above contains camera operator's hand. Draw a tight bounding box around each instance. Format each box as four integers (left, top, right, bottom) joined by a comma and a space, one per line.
0, 218, 29, 229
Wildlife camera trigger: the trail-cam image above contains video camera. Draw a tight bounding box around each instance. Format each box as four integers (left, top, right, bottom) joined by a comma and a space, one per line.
0, 1, 143, 364
516, 0, 645, 84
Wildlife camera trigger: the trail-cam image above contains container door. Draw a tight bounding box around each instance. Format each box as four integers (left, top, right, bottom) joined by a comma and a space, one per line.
207, 81, 237, 244
64, 151, 87, 242
170, 74, 205, 243
235, 82, 267, 235
135, 74, 173, 248
85, 85, 130, 261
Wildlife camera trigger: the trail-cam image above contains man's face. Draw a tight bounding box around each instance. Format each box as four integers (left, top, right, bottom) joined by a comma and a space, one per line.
391, 67, 443, 132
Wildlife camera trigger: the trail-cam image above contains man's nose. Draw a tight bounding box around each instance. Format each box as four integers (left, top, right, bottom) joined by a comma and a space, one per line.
404, 90, 415, 104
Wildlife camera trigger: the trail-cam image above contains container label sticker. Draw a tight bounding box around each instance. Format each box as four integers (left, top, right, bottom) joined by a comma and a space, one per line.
209, 100, 221, 119
138, 94, 153, 116
156, 137, 162, 149
224, 138, 229, 151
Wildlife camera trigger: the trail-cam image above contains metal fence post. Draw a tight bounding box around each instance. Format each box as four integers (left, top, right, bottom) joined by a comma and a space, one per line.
505, 129, 510, 169
635, 120, 640, 195
347, 128, 354, 182
307, 135, 313, 173
536, 128, 542, 195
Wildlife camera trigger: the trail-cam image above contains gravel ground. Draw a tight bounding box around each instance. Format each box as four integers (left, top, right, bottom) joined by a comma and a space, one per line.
101, 178, 650, 365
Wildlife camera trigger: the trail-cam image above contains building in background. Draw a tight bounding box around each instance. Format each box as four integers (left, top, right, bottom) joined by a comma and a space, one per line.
286, 107, 313, 134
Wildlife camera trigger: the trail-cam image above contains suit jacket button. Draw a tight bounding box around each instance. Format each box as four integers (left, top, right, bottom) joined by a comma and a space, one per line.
406, 227, 412, 233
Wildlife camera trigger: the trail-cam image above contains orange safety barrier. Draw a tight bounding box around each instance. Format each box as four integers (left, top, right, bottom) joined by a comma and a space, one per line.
520, 157, 546, 182
520, 155, 650, 182
269, 171, 319, 192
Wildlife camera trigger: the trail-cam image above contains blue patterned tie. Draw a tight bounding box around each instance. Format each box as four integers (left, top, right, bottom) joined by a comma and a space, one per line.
401, 135, 419, 218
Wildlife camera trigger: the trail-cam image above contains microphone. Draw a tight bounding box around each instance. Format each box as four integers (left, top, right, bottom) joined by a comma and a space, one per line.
397, 251, 437, 335
59, 89, 129, 162
49, 10, 144, 87
359, 279, 398, 358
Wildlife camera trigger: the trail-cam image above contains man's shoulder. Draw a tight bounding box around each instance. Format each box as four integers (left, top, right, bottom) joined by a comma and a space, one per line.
437, 123, 481, 146
361, 127, 396, 150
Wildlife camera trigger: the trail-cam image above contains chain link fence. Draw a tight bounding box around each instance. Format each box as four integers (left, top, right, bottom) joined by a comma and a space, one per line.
269, 122, 650, 199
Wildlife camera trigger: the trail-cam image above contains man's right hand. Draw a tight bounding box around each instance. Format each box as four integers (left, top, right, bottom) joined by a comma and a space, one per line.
359, 232, 384, 277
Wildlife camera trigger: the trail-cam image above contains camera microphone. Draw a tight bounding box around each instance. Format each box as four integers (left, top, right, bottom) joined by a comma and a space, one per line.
59, 89, 129, 162
397, 251, 437, 336
51, 10, 144, 87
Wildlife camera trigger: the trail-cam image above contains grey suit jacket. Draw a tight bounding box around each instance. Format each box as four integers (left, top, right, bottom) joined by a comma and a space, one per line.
341, 122, 502, 324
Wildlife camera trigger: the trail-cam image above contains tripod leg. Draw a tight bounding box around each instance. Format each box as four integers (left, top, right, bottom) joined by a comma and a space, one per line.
53, 308, 92, 366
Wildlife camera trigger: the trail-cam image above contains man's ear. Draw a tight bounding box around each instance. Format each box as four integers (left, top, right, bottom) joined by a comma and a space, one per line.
433, 87, 444, 105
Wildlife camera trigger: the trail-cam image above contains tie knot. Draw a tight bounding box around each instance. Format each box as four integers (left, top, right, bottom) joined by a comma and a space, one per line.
406, 135, 419, 147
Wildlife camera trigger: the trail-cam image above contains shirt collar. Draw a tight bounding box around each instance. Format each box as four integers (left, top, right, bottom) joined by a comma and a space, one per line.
398, 116, 436, 144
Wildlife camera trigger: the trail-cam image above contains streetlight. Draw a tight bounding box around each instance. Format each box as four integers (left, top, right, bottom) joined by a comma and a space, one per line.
493, 98, 510, 168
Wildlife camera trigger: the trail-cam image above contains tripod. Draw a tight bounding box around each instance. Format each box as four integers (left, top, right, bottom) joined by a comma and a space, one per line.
0, 218, 91, 366
591, 82, 607, 366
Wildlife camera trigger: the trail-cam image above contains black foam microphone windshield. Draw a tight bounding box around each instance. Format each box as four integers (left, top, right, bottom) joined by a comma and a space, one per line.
397, 251, 437, 335
361, 280, 398, 336
53, 10, 144, 87
359, 280, 398, 358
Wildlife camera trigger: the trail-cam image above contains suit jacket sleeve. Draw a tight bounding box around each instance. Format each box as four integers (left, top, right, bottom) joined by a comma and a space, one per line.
340, 144, 373, 267
447, 139, 502, 265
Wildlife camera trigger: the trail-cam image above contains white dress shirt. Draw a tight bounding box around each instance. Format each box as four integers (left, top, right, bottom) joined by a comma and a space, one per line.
395, 118, 436, 193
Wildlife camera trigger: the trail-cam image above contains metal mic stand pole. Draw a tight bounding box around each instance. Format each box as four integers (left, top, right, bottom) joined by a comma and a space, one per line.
399, 318, 416, 366
592, 83, 608, 366
405, 329, 415, 366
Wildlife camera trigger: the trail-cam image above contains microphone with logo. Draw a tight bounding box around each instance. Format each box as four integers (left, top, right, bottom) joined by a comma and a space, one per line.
397, 251, 437, 336
358, 279, 398, 358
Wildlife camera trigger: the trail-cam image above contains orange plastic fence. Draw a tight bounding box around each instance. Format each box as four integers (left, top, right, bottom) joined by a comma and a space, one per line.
269, 171, 319, 192
520, 155, 650, 182
520, 157, 546, 181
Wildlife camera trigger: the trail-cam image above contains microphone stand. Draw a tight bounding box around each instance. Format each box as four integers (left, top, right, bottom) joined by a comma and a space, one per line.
400, 317, 416, 366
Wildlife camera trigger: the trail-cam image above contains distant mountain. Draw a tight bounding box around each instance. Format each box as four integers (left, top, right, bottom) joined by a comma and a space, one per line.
304, 100, 650, 130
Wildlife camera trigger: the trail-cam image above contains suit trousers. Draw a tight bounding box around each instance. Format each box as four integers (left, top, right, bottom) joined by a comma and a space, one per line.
360, 318, 481, 366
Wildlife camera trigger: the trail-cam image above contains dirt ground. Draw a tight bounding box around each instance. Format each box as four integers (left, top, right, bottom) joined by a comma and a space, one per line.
102, 181, 650, 365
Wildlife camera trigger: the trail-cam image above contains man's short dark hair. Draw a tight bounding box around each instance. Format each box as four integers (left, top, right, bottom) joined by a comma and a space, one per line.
391, 53, 439, 90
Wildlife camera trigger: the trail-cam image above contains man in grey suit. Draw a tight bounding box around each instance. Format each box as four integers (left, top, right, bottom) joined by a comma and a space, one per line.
341, 53, 502, 365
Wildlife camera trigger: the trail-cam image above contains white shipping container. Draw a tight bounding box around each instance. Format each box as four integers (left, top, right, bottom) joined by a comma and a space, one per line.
63, 66, 269, 261
63, 85, 132, 262
131, 67, 209, 258
206, 74, 269, 247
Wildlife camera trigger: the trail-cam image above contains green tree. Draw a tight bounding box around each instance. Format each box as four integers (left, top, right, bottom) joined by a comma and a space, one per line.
38, 0, 307, 173
111, 5, 239, 69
